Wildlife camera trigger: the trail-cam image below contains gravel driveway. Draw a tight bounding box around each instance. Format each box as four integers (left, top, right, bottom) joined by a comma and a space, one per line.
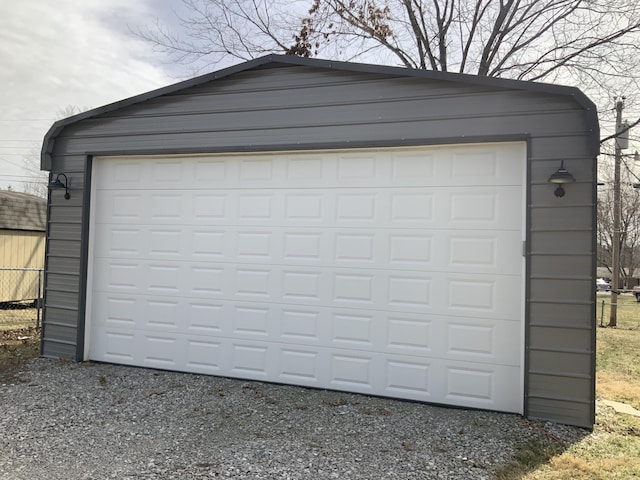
0, 358, 588, 479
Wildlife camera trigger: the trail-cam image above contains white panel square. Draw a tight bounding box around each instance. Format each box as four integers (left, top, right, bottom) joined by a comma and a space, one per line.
391, 194, 432, 221
335, 234, 374, 261
111, 195, 141, 220
109, 229, 140, 254
388, 317, 430, 352
152, 161, 182, 181
331, 354, 371, 386
386, 361, 430, 394
389, 235, 431, 264
284, 233, 321, 260
333, 313, 372, 345
146, 300, 179, 327
283, 271, 320, 300
148, 265, 180, 293
238, 195, 272, 219
281, 309, 320, 340
448, 324, 494, 355
195, 160, 226, 181
144, 336, 177, 365
452, 152, 497, 178
392, 153, 433, 180
447, 367, 493, 401
450, 194, 497, 222
149, 230, 181, 256
189, 267, 224, 296
108, 263, 138, 290
188, 303, 223, 332
112, 162, 143, 183
287, 157, 323, 180
234, 306, 269, 335
192, 231, 225, 258
286, 195, 323, 220
449, 280, 495, 311
338, 155, 376, 178
388, 276, 430, 307
186, 340, 221, 371
236, 269, 270, 297
240, 159, 273, 180
104, 332, 134, 360
151, 194, 182, 219
105, 297, 136, 325
279, 349, 318, 380
193, 194, 226, 219
232, 344, 268, 374
450, 237, 496, 266
334, 274, 373, 304
237, 232, 271, 258
336, 194, 376, 220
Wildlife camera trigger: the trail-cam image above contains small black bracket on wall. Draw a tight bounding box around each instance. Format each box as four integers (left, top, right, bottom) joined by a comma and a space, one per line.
49, 173, 71, 200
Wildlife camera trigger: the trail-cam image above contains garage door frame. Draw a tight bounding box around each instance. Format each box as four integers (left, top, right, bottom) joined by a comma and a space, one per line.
83, 141, 528, 414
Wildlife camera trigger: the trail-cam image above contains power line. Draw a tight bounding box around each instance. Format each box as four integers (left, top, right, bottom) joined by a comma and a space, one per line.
0, 173, 45, 179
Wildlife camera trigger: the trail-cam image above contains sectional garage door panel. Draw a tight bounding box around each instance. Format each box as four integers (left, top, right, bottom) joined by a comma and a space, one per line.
87, 143, 525, 413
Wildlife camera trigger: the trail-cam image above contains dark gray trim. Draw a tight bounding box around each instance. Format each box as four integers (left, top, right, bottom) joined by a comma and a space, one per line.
523, 137, 533, 419
75, 156, 93, 362
589, 154, 598, 428
41, 55, 600, 170
40, 171, 54, 357
81, 134, 531, 161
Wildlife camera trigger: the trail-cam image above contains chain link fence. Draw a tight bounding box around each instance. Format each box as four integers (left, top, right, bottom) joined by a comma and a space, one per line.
0, 268, 44, 330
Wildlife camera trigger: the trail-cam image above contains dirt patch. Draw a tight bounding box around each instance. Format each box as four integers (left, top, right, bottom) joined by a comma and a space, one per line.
0, 327, 40, 384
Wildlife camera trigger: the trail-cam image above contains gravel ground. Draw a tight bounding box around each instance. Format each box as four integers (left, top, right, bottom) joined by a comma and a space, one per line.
0, 359, 589, 480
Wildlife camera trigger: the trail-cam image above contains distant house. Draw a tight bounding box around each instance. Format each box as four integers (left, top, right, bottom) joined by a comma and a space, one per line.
0, 190, 47, 303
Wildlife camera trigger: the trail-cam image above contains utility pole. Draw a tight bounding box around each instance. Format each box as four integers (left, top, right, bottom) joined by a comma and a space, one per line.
610, 98, 625, 327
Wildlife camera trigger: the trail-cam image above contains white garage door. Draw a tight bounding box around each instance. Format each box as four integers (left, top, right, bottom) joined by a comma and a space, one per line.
86, 143, 525, 413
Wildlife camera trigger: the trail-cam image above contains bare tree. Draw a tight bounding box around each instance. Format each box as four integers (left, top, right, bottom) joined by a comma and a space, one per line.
597, 150, 640, 287
140, 3, 636, 82
138, 0, 640, 132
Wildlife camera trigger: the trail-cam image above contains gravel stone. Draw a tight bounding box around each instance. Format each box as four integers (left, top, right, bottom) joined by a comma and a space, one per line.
0, 359, 589, 479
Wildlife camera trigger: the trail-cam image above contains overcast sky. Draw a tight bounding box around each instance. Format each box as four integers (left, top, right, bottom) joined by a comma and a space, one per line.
0, 0, 194, 191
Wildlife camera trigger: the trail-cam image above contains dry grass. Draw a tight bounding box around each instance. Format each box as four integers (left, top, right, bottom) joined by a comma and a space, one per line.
0, 327, 40, 384
494, 293, 640, 480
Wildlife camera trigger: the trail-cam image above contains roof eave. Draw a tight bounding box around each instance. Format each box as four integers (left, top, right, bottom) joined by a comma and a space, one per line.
40, 54, 600, 170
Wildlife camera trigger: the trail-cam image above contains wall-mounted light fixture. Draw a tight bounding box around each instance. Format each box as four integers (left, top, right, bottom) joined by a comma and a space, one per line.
547, 160, 575, 197
49, 173, 71, 200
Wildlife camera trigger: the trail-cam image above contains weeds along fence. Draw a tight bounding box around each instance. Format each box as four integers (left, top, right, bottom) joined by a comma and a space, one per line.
0, 268, 44, 330
596, 293, 640, 327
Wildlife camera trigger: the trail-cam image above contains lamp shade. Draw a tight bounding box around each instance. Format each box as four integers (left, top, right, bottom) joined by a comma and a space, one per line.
548, 161, 575, 184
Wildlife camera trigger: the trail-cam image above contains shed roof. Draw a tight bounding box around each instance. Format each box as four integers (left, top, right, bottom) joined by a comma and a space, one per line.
41, 54, 600, 170
0, 190, 47, 232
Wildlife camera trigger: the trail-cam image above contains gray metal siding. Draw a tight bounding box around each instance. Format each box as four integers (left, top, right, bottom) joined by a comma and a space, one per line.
41, 63, 597, 427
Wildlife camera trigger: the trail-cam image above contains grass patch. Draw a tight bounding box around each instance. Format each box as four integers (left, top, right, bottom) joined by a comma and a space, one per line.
493, 293, 640, 479
0, 327, 40, 384
493, 438, 566, 480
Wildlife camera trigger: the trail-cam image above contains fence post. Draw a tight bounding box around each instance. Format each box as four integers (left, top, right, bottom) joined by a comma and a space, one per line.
37, 268, 43, 329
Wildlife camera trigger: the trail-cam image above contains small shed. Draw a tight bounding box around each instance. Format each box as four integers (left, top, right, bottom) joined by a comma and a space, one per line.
40, 55, 599, 428
0, 190, 46, 303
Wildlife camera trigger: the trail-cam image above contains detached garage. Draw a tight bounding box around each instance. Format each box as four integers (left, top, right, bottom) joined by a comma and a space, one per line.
41, 55, 598, 428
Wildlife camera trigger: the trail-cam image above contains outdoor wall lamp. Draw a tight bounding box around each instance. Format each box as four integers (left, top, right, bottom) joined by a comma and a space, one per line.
49, 173, 71, 200
547, 160, 575, 197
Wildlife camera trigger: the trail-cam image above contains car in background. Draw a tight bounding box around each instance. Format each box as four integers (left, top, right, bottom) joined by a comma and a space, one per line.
633, 285, 640, 301
596, 278, 611, 291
